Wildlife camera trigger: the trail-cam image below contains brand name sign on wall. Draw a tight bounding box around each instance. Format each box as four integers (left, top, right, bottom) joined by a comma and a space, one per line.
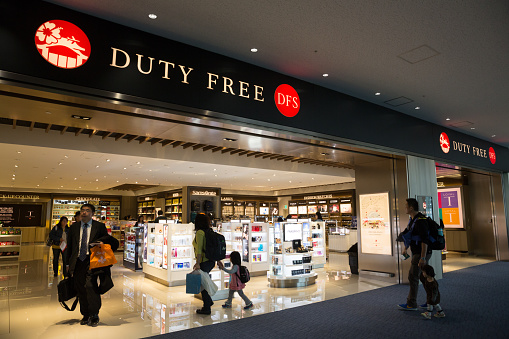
440, 132, 496, 164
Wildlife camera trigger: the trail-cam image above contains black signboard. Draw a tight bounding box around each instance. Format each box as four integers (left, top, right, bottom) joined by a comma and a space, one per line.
0, 204, 42, 226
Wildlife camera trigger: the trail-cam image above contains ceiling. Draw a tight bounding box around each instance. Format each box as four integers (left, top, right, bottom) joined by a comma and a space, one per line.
44, 0, 509, 147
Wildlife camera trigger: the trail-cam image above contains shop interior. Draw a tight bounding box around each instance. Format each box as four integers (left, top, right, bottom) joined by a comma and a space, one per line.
435, 164, 503, 272
0, 82, 503, 336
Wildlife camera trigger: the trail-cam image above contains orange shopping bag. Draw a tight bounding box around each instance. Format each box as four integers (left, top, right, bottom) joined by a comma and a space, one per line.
90, 244, 117, 269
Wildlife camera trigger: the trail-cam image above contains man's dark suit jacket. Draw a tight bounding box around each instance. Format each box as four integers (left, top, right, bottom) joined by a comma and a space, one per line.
66, 220, 109, 275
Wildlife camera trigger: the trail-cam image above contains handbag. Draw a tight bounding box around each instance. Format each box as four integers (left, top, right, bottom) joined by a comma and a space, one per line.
186, 272, 202, 294
57, 277, 79, 311
90, 244, 117, 269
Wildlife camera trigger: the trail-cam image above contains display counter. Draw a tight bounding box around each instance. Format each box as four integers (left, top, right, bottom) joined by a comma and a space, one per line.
329, 229, 357, 252
268, 221, 325, 287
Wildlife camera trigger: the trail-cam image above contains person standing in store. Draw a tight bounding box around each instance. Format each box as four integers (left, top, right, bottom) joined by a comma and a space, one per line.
66, 203, 111, 327
49, 216, 69, 277
398, 198, 432, 311
154, 210, 165, 223
315, 211, 323, 221
73, 211, 81, 224
193, 213, 216, 315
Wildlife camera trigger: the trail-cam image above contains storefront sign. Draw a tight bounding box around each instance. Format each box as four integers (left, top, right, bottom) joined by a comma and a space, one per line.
191, 190, 217, 196
274, 84, 300, 117
76, 197, 100, 201
221, 197, 233, 201
359, 192, 392, 255
438, 131, 497, 166
35, 20, 91, 69
304, 195, 333, 200
172, 193, 181, 197
0, 194, 40, 200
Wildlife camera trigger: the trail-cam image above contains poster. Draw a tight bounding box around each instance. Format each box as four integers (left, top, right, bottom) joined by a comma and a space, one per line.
0, 204, 42, 226
438, 188, 464, 229
359, 192, 392, 255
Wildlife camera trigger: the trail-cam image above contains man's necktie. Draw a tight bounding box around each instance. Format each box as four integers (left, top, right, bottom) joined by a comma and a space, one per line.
79, 224, 88, 261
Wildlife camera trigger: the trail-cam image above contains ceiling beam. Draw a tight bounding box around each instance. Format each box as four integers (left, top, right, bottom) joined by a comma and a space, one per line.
115, 133, 125, 141
202, 145, 216, 152
127, 135, 137, 143
45, 124, 52, 133
262, 154, 273, 159
172, 141, 184, 148
229, 149, 243, 155
29, 121, 35, 131
211, 147, 224, 153
102, 131, 112, 139
12, 119, 16, 129
181, 142, 196, 149
254, 153, 266, 158
60, 126, 68, 135
192, 144, 206, 150
221, 148, 235, 154
238, 150, 250, 156
75, 128, 83, 136
139, 136, 150, 144
246, 151, 259, 157
160, 139, 175, 147
89, 130, 96, 138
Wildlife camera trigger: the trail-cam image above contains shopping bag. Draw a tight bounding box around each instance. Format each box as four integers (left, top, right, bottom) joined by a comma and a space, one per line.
186, 272, 202, 294
90, 244, 117, 269
199, 269, 218, 296
57, 277, 78, 311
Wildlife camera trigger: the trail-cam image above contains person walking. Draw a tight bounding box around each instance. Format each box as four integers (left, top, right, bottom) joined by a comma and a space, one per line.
49, 216, 68, 277
420, 265, 445, 319
193, 213, 216, 315
398, 198, 432, 311
218, 251, 253, 310
66, 203, 112, 327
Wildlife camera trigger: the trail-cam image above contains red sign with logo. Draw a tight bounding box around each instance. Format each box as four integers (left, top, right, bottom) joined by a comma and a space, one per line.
274, 84, 300, 117
489, 147, 496, 164
439, 132, 450, 154
35, 20, 91, 69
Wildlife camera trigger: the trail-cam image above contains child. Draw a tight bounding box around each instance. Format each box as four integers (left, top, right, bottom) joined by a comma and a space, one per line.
217, 251, 253, 310
421, 265, 445, 319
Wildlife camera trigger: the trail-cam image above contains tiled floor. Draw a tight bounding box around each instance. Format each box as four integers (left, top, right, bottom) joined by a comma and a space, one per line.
0, 246, 492, 338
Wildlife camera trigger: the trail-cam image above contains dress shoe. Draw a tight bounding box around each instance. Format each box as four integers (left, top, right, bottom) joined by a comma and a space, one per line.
80, 316, 89, 325
88, 315, 99, 327
196, 308, 211, 315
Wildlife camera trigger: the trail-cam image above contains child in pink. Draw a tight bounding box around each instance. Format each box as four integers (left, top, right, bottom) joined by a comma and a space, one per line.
217, 251, 253, 310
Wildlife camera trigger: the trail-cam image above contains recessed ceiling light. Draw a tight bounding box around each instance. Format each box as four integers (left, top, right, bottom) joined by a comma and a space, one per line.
96, 165, 99, 168
135, 181, 138, 184
224, 138, 237, 142
71, 115, 92, 120
375, 92, 381, 96
446, 118, 451, 121
123, 167, 127, 170
14, 165, 18, 167
17, 151, 21, 154
415, 107, 420, 110
492, 135, 496, 138
12, 174, 15, 177
268, 179, 270, 181
74, 178, 77, 180
148, 13, 157, 19
289, 181, 292, 183
45, 111, 52, 114
95, 179, 99, 181
471, 127, 475, 130
106, 159, 110, 162
136, 162, 141, 164
58, 163, 62, 165
60, 186, 63, 188
250, 48, 258, 52
322, 74, 329, 77
116, 180, 119, 183
79, 186, 81, 188
36, 184, 39, 187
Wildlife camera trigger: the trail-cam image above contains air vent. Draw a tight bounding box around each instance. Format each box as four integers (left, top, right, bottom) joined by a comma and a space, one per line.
398, 45, 440, 64
384, 96, 413, 107
449, 121, 473, 128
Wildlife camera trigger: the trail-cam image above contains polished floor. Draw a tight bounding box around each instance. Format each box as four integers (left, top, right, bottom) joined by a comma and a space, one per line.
0, 247, 492, 339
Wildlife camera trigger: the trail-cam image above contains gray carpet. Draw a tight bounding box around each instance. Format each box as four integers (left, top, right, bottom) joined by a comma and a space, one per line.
149, 262, 509, 339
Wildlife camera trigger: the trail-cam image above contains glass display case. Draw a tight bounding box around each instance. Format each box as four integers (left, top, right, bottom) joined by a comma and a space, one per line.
143, 223, 194, 286
268, 221, 317, 287
123, 226, 144, 270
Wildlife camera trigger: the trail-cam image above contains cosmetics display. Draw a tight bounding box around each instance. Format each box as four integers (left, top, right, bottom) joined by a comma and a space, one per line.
123, 226, 144, 270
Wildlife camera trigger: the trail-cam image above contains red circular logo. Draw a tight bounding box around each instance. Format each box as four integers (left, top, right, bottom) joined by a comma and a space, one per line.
439, 132, 450, 153
35, 20, 91, 69
489, 147, 496, 164
274, 84, 300, 117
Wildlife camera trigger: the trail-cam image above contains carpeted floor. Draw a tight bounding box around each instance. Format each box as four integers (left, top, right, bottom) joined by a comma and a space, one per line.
149, 262, 509, 339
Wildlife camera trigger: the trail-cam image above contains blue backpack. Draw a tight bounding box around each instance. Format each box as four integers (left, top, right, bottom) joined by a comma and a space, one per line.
401, 216, 445, 251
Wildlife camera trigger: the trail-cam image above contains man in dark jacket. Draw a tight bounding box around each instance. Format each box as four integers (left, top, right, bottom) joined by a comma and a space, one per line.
398, 198, 432, 311
66, 203, 114, 327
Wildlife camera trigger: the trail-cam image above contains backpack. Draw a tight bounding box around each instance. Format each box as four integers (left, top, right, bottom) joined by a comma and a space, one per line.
204, 228, 226, 261
425, 217, 446, 250
236, 265, 250, 284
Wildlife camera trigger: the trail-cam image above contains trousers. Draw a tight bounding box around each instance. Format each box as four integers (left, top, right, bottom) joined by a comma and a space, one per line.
74, 257, 101, 316
225, 289, 251, 306
407, 252, 432, 307
199, 261, 215, 310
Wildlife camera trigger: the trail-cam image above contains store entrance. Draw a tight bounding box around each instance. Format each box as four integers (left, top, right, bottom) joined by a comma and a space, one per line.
436, 164, 505, 272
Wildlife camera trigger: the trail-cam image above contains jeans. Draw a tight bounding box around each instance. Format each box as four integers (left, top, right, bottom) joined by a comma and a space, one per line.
225, 289, 251, 306
407, 252, 432, 307
199, 261, 215, 310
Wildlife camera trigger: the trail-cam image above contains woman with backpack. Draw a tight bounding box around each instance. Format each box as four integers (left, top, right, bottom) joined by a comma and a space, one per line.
217, 251, 253, 310
193, 213, 216, 315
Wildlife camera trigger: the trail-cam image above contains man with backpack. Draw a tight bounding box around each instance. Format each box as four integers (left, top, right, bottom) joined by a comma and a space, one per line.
398, 198, 433, 311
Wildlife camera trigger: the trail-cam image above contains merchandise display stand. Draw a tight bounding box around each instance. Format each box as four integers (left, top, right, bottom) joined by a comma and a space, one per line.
0, 228, 21, 289
143, 223, 194, 286
310, 222, 326, 268
268, 221, 318, 288
123, 226, 143, 270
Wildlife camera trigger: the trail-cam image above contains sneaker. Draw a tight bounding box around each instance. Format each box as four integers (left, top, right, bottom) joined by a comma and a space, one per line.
419, 303, 428, 309
398, 303, 418, 311
221, 304, 232, 309
244, 303, 253, 310
421, 312, 432, 320
434, 311, 446, 318
196, 308, 211, 315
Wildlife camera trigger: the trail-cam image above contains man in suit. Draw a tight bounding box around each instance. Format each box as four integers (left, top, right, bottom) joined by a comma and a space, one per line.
66, 203, 109, 327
